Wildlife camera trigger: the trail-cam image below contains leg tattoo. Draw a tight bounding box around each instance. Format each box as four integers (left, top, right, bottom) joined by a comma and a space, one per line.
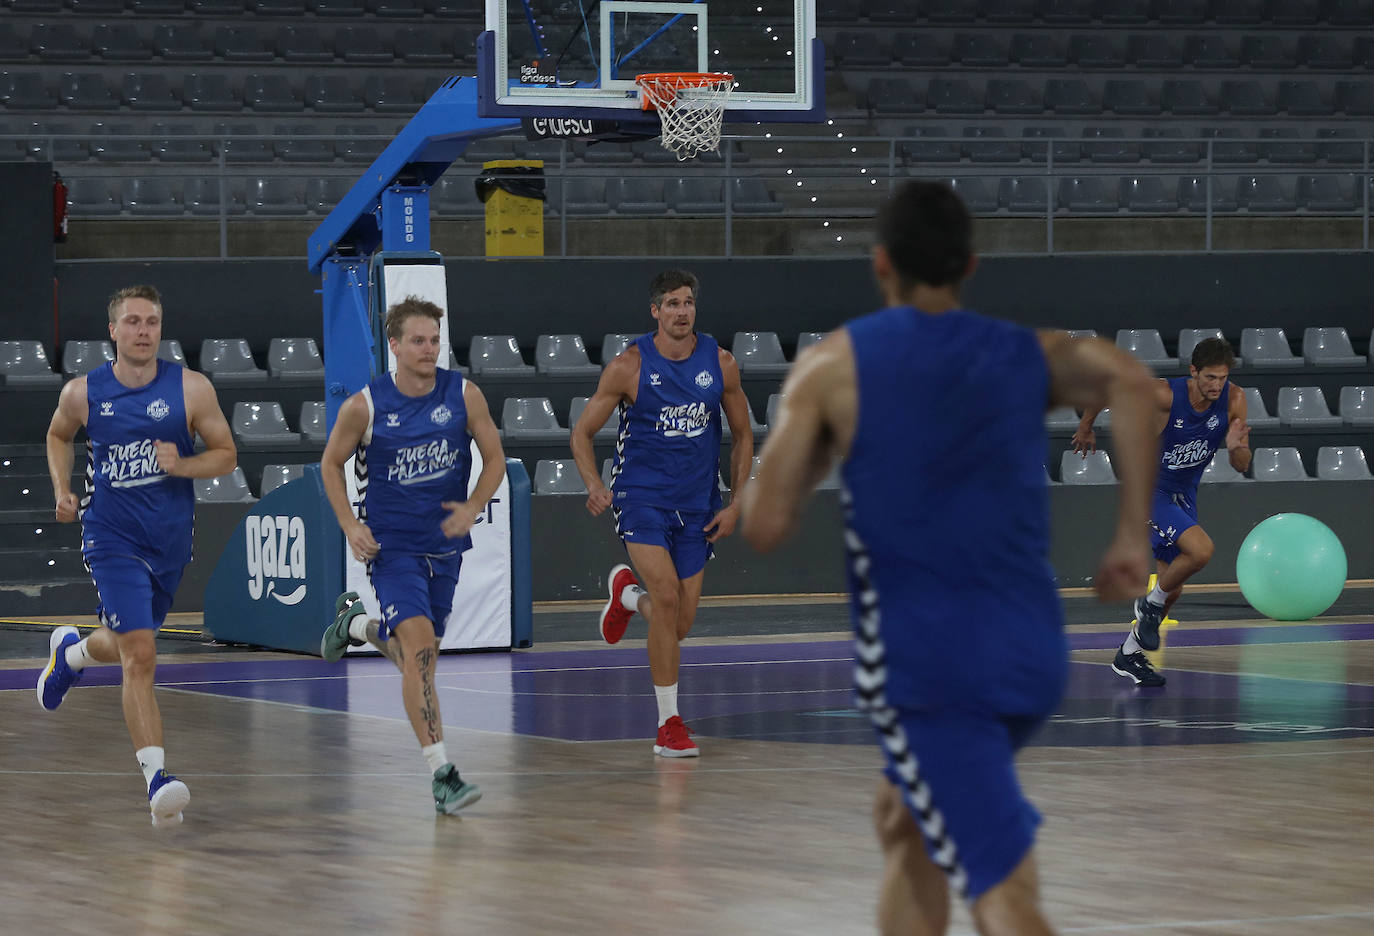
415, 645, 440, 744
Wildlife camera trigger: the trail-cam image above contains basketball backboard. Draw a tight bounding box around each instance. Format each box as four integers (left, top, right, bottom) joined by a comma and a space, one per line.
479, 0, 822, 123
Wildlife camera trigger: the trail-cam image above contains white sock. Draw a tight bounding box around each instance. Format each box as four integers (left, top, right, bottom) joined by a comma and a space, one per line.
1122, 632, 1144, 655
347, 616, 372, 643
621, 585, 645, 611
654, 683, 679, 727
136, 746, 165, 788
64, 637, 94, 672
1147, 583, 1168, 606
422, 741, 450, 775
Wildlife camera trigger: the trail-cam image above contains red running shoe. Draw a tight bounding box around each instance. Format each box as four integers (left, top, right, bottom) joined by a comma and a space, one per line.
653, 715, 699, 758
599, 563, 639, 644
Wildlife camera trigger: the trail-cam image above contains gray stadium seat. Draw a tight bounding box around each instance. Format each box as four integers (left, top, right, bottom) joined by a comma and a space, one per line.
151, 124, 212, 163
600, 334, 635, 364
1201, 454, 1248, 482
962, 126, 1019, 162
1066, 329, 1097, 339
1337, 80, 1374, 116
869, 78, 924, 115
1239, 328, 1299, 367
396, 26, 451, 64
501, 397, 566, 442
766, 393, 784, 428
1104, 79, 1160, 116
469, 336, 533, 376
1298, 176, 1357, 212
201, 338, 267, 381
305, 177, 348, 215
1316, 446, 1372, 480
955, 33, 1009, 67
559, 178, 609, 215
363, 75, 415, 113
70, 0, 125, 11
154, 24, 212, 62
569, 396, 615, 441
1316, 128, 1364, 165
337, 26, 392, 64
1276, 386, 1342, 427
1270, 0, 1320, 23
1329, 0, 1374, 26
195, 468, 257, 502
1000, 177, 1050, 213
336, 124, 388, 164
60, 73, 120, 111
1059, 177, 1119, 212
1186, 35, 1239, 68
254, 0, 307, 13
313, 0, 365, 14
1060, 450, 1115, 484
534, 334, 599, 377
1162, 80, 1218, 116
1092, 407, 1112, 428
1041, 0, 1094, 21
1277, 81, 1334, 117
1141, 127, 1200, 164
185, 74, 238, 112
1242, 387, 1279, 429
1177, 329, 1241, 367
986, 0, 1035, 20
1302, 327, 1366, 367
927, 78, 981, 115
1237, 175, 1296, 211
62, 340, 115, 377
796, 332, 826, 354
534, 459, 588, 495
732, 332, 789, 377
893, 32, 951, 66
1046, 406, 1080, 430
158, 340, 186, 365
260, 463, 306, 494
130, 0, 184, 12
1046, 79, 1100, 115
120, 177, 177, 217
66, 177, 122, 216
720, 399, 765, 441
31, 24, 88, 63
1121, 176, 1176, 213
601, 457, 615, 488
268, 337, 324, 378
582, 141, 634, 165
1130, 34, 1183, 68
249, 177, 302, 215
608, 178, 667, 216
1243, 35, 1295, 68
1222, 80, 1277, 117
232, 401, 300, 446
923, 0, 978, 20
667, 178, 724, 214
216, 26, 274, 62
1116, 329, 1178, 368
1012, 32, 1066, 67
275, 123, 332, 162
1259, 128, 1318, 164
1178, 176, 1238, 212
1203, 128, 1259, 164
1339, 387, 1374, 427
732, 178, 783, 214
300, 400, 328, 444
944, 177, 998, 213
1157, 0, 1207, 21
1070, 34, 1126, 68
1021, 126, 1080, 164
1251, 447, 1309, 481
902, 127, 961, 163
122, 73, 180, 111
1082, 126, 1139, 163
432, 176, 483, 217
245, 74, 301, 112
834, 32, 889, 68
1100, 0, 1152, 22
306, 75, 363, 113
0, 340, 61, 387
185, 177, 246, 216
1300, 35, 1353, 69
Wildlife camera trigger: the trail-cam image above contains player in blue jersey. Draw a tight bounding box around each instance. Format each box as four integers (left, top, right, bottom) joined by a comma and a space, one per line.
1073, 338, 1250, 687
740, 182, 1161, 935
570, 270, 754, 757
318, 296, 506, 814
42, 284, 237, 825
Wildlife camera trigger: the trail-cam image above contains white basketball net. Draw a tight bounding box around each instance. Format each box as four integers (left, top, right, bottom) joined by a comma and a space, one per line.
636, 73, 735, 161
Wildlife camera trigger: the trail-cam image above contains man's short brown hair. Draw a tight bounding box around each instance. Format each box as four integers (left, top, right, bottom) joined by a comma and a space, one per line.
385, 295, 444, 342
107, 285, 162, 323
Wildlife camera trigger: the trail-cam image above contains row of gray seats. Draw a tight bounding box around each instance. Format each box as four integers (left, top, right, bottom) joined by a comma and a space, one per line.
3, 23, 479, 65
4, 0, 477, 16
0, 70, 437, 113
902, 127, 1373, 165
942, 173, 1371, 214
59, 175, 785, 218
835, 30, 1374, 69
1060, 444, 1373, 482
5, 121, 393, 163
0, 337, 323, 384
862, 76, 1374, 117
464, 332, 818, 378
1060, 384, 1374, 429
819, 0, 1374, 27
1100, 325, 1366, 368
194, 462, 306, 502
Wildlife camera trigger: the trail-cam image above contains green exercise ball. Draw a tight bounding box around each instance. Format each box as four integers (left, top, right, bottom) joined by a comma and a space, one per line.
1236, 513, 1347, 621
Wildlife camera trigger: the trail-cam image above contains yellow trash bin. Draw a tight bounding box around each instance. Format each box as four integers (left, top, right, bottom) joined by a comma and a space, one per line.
479, 159, 545, 257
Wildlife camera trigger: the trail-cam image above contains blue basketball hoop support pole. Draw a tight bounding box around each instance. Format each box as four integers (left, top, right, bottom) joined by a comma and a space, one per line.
308, 76, 519, 433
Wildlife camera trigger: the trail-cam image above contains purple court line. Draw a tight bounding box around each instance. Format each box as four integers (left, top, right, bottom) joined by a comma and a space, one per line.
3, 620, 1372, 694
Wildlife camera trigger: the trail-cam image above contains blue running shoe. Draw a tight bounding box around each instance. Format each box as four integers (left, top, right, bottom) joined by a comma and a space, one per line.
36, 626, 82, 712
148, 769, 190, 827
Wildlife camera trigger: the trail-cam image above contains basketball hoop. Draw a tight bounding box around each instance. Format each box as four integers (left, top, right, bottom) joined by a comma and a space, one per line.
635, 72, 735, 161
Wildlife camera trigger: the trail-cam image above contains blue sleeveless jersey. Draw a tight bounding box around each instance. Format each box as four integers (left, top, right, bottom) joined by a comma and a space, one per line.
358, 368, 473, 556
81, 359, 195, 573
842, 307, 1066, 714
611, 332, 724, 513
1157, 376, 1229, 494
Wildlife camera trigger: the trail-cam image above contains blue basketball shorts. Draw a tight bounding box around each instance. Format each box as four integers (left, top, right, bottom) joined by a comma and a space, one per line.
86, 552, 184, 633
1149, 489, 1200, 563
368, 550, 462, 640
613, 504, 715, 578
877, 707, 1046, 902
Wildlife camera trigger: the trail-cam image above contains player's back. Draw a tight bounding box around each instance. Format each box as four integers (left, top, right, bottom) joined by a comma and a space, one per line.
841, 306, 1065, 716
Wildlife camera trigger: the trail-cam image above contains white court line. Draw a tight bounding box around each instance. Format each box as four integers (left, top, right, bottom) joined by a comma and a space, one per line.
1019, 909, 1374, 934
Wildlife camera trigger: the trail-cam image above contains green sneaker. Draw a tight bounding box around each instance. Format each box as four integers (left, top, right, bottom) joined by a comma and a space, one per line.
320, 591, 367, 662
433, 764, 482, 815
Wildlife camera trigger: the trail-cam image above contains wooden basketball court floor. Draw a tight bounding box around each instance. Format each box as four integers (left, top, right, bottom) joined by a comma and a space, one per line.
1, 587, 1372, 936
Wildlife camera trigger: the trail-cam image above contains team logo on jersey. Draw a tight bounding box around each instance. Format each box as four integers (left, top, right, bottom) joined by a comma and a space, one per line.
1207, 414, 1220, 430
384, 603, 398, 621
656, 401, 712, 438
99, 402, 114, 417
1163, 438, 1214, 471
430, 404, 453, 426
385, 412, 401, 428
695, 370, 714, 389
1173, 418, 1184, 428
146, 398, 169, 421
649, 372, 662, 386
